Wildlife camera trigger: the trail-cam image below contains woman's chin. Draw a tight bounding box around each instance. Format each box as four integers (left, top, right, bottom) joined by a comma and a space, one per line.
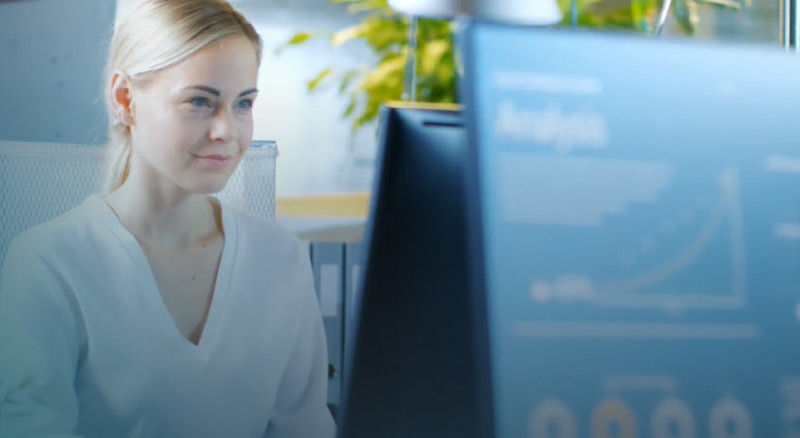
188, 176, 232, 195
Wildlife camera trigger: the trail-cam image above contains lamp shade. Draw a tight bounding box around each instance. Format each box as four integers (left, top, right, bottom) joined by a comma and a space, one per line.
387, 0, 466, 17
388, 0, 563, 25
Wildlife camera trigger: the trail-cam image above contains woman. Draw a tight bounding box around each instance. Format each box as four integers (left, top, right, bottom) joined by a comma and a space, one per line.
0, 1, 336, 437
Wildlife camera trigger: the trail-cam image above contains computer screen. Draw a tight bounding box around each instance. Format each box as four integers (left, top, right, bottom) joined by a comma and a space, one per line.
337, 103, 483, 438
461, 22, 800, 438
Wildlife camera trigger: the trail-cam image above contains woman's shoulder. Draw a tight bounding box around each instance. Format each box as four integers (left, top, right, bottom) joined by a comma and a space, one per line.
8, 195, 109, 259
222, 202, 305, 259
221, 204, 314, 301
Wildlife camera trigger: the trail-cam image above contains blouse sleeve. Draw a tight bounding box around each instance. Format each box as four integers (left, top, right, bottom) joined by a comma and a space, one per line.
0, 236, 86, 438
263, 240, 336, 438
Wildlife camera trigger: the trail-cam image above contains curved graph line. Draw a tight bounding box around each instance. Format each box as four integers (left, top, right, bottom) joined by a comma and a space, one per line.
596, 172, 734, 297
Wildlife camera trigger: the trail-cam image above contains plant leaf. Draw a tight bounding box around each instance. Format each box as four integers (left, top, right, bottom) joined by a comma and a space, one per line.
308, 68, 335, 91
338, 69, 360, 94
693, 0, 741, 9
274, 32, 318, 55
418, 39, 450, 76
348, 2, 390, 13
287, 32, 316, 45
362, 15, 408, 52
358, 54, 405, 91
332, 24, 366, 47
343, 97, 358, 118
672, 0, 698, 35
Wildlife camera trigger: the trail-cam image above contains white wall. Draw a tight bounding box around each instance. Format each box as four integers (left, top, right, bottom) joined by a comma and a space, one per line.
0, 0, 115, 145
248, 18, 379, 197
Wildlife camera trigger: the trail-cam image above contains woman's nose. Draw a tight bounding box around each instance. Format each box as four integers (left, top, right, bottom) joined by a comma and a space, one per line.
209, 108, 236, 143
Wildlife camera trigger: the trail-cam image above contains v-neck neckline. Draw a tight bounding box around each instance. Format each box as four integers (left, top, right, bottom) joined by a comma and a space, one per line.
88, 194, 237, 352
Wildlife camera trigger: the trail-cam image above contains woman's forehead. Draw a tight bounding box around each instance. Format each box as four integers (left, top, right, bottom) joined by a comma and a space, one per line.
151, 37, 259, 93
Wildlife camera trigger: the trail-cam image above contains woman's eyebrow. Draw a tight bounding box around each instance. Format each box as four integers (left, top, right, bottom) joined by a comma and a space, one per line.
180, 85, 258, 97
182, 85, 220, 96
238, 87, 258, 97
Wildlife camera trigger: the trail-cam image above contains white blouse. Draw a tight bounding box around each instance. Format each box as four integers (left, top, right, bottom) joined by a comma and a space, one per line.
0, 194, 335, 438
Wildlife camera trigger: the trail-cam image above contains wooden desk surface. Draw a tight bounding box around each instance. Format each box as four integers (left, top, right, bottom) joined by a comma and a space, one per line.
275, 192, 370, 242
275, 192, 371, 218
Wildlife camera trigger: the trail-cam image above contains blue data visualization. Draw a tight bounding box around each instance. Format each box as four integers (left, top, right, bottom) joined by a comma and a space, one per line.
462, 23, 800, 438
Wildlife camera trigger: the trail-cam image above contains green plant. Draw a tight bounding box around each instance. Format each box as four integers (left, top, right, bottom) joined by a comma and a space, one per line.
279, 0, 456, 132
281, 0, 742, 132
561, 0, 742, 35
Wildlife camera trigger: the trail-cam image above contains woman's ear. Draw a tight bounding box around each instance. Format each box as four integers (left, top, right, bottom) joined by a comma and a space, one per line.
110, 71, 135, 126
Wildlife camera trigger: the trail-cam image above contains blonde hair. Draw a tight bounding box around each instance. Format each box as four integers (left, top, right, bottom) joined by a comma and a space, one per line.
102, 0, 262, 193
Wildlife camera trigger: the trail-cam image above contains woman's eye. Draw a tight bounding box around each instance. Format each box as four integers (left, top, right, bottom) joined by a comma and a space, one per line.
236, 99, 254, 110
189, 97, 212, 107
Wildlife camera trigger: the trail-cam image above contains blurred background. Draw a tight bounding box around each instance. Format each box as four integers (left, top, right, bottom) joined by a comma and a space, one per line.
0, 0, 785, 198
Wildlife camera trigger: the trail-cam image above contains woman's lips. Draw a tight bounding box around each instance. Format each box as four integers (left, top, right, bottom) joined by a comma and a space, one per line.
195, 154, 232, 170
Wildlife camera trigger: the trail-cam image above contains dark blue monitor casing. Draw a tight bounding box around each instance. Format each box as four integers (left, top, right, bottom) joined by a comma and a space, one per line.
337, 104, 486, 438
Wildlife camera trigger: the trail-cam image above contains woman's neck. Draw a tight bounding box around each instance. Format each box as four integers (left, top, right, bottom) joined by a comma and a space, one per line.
102, 177, 222, 252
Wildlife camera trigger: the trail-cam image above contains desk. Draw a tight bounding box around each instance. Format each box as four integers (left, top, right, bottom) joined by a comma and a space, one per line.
275, 192, 369, 242
275, 192, 369, 415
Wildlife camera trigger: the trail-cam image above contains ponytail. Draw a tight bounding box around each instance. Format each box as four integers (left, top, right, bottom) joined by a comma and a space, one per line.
102, 122, 132, 193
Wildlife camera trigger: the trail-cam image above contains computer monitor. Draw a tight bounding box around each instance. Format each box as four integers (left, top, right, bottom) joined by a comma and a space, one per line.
337, 103, 483, 438
461, 22, 800, 438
